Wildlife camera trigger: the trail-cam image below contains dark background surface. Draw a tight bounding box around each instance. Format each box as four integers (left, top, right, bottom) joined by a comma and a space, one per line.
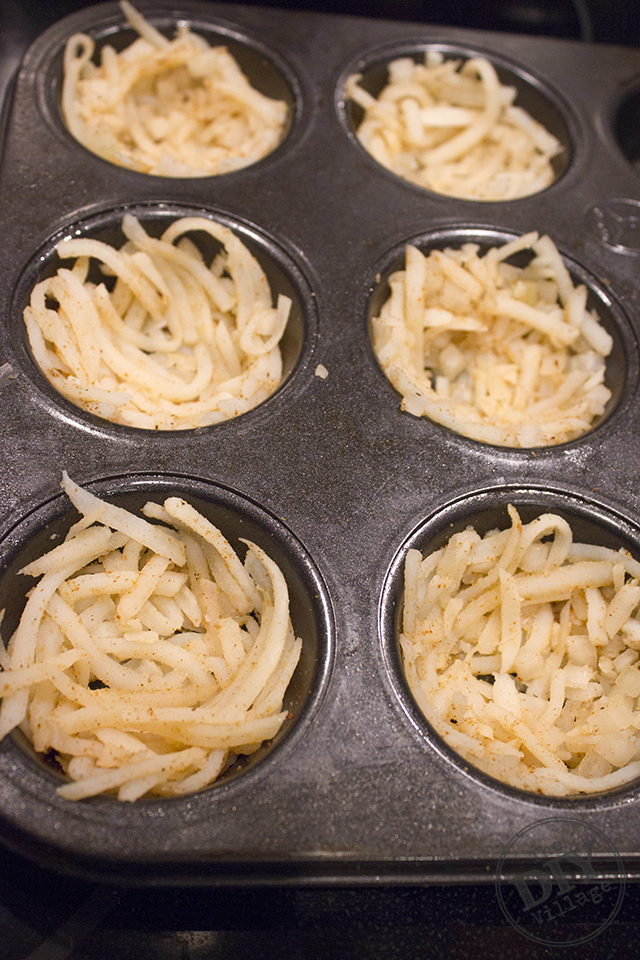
1, 1, 640, 958
1, 0, 638, 45
2, 837, 640, 959
0, 0, 637, 95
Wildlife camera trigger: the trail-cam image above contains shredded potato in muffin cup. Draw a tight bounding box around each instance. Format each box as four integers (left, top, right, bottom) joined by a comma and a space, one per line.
0, 473, 303, 801
23, 213, 293, 430
345, 51, 564, 201
399, 502, 640, 796
371, 231, 614, 447
61, 0, 289, 176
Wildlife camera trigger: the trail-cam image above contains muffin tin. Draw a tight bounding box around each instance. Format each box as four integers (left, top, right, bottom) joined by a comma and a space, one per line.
1, 0, 640, 884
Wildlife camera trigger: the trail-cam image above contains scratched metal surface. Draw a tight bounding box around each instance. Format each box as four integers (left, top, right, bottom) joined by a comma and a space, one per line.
0, 0, 640, 885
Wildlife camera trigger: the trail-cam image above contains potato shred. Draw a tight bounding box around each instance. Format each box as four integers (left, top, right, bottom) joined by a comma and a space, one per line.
0, 473, 302, 801
345, 53, 562, 201
62, 1, 288, 177
372, 232, 612, 447
24, 214, 291, 429
400, 506, 640, 796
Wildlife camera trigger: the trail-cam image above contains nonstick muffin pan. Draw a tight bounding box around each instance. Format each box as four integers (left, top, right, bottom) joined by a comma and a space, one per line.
1, 0, 640, 885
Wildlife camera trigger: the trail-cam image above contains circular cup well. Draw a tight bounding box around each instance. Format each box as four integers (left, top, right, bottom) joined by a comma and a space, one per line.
13, 202, 314, 433
41, 2, 298, 175
613, 83, 640, 173
367, 226, 632, 448
381, 485, 640, 806
0, 472, 331, 797
340, 42, 572, 200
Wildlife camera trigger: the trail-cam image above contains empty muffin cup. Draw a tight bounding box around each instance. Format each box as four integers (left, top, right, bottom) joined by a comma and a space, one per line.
613, 82, 640, 174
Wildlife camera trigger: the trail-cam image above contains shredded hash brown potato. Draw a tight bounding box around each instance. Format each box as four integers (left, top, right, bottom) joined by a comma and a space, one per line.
24, 214, 291, 429
371, 232, 612, 447
400, 506, 640, 796
345, 53, 562, 201
0, 473, 302, 801
62, 1, 288, 176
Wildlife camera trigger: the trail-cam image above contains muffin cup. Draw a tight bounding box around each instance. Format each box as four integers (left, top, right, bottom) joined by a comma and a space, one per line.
0, 471, 333, 872
12, 201, 316, 434
36, 0, 300, 177
380, 484, 640, 809
366, 225, 636, 448
339, 41, 574, 200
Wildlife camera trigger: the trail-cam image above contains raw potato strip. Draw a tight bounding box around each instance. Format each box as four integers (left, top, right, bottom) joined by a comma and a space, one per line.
0, 526, 124, 739
24, 215, 290, 430
345, 53, 562, 201
61, 1, 288, 177
163, 497, 261, 613
61, 472, 186, 566
0, 475, 303, 801
57, 747, 207, 801
400, 507, 640, 796
372, 233, 612, 447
